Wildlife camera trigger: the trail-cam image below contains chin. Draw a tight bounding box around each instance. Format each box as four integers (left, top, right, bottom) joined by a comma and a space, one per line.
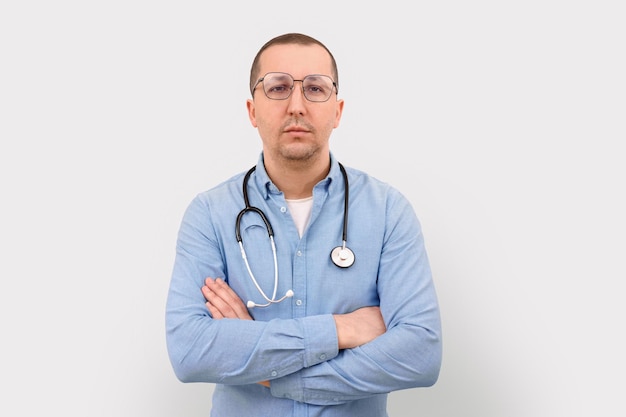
280, 145, 318, 161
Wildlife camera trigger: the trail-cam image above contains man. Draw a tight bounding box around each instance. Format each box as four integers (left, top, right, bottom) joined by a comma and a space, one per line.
166, 32, 442, 416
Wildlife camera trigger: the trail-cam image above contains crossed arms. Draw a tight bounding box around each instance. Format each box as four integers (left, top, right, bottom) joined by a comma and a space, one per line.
203, 277, 387, 350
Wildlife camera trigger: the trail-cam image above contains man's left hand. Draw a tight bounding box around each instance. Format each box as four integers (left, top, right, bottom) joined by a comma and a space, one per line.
202, 277, 253, 320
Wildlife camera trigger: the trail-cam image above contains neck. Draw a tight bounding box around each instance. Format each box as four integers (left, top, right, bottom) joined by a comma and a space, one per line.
264, 155, 330, 199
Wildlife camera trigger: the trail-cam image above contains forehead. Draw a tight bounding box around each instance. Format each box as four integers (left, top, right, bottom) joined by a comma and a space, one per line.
258, 43, 333, 78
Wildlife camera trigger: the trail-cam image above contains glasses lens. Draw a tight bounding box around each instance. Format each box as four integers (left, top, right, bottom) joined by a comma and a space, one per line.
302, 75, 334, 102
262, 73, 293, 100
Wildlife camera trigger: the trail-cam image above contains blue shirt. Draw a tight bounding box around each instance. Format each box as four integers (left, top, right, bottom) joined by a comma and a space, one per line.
166, 153, 442, 417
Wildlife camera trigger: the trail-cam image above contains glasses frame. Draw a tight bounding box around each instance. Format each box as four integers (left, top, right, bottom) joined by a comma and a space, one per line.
253, 72, 338, 102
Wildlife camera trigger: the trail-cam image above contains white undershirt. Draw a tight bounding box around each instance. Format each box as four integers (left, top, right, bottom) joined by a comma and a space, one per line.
286, 196, 313, 238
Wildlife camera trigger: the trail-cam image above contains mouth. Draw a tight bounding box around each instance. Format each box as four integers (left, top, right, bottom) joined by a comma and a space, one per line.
284, 126, 310, 133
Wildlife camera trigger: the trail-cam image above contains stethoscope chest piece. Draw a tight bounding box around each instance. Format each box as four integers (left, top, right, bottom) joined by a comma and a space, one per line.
330, 245, 355, 268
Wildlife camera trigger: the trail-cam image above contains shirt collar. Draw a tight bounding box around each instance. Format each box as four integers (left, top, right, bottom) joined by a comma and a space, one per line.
252, 152, 344, 199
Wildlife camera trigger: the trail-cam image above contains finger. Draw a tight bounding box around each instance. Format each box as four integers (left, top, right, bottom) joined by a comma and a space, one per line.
201, 284, 212, 301
213, 278, 246, 307
202, 285, 228, 314
209, 278, 252, 320
206, 300, 225, 319
203, 278, 240, 317
203, 285, 239, 319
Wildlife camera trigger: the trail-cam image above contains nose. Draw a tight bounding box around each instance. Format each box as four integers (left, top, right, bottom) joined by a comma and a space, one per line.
287, 80, 306, 114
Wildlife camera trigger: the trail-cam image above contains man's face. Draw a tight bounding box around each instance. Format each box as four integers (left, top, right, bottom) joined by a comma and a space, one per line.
247, 43, 344, 166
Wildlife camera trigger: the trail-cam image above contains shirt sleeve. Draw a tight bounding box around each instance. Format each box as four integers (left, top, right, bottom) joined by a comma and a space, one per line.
165, 195, 340, 385
269, 191, 442, 405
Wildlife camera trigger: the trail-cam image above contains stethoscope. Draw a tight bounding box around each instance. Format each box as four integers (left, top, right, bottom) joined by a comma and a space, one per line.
236, 163, 355, 308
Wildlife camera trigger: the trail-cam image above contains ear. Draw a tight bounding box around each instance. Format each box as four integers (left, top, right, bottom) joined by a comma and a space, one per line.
246, 99, 258, 127
334, 98, 344, 128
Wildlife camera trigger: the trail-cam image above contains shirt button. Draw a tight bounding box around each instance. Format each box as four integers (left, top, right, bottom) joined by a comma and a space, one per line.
295, 299, 303, 306
271, 370, 278, 377
280, 206, 287, 213
296, 250, 302, 256
319, 353, 327, 360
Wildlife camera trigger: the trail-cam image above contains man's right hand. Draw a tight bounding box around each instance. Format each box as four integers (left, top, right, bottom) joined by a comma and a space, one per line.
333, 306, 386, 349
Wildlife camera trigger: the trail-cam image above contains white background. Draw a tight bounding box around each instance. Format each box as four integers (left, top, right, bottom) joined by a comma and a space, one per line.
1, 1, 624, 416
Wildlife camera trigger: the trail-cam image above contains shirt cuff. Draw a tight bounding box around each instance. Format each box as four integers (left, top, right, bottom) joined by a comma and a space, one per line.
269, 314, 338, 401
301, 313, 339, 368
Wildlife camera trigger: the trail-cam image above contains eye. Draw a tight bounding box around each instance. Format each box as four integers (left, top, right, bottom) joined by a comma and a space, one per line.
302, 75, 333, 99
305, 84, 325, 93
267, 84, 290, 94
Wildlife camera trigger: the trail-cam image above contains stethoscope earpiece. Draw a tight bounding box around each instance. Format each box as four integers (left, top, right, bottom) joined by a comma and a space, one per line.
247, 289, 293, 309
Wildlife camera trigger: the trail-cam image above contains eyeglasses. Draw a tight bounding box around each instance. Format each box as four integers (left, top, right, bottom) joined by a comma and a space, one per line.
253, 72, 337, 102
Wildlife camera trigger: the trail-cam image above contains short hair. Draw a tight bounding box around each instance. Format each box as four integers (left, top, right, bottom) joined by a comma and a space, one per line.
249, 33, 339, 96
